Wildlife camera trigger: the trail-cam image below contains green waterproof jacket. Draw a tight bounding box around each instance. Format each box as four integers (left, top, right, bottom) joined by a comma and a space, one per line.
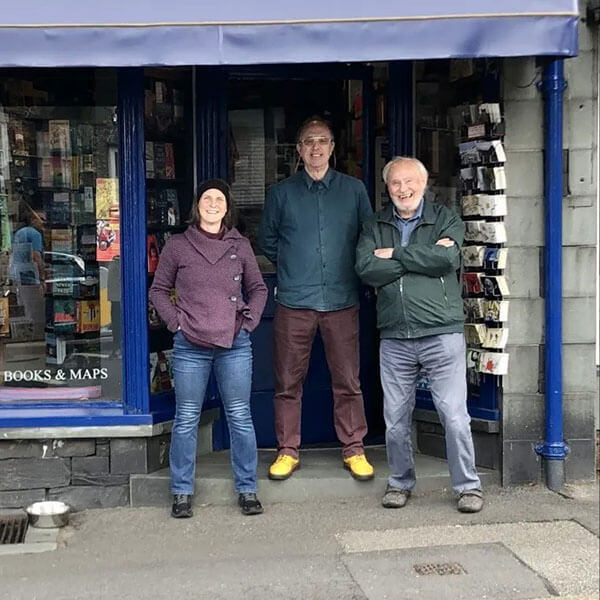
355, 199, 465, 339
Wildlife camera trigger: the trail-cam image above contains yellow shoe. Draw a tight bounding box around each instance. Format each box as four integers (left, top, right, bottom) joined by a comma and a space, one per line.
343, 454, 374, 481
268, 454, 300, 480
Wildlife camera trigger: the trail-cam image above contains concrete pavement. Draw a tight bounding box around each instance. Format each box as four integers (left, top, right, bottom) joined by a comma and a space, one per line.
0, 477, 597, 599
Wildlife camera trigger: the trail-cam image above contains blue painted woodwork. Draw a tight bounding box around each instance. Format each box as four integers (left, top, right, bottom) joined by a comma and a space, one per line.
118, 68, 151, 416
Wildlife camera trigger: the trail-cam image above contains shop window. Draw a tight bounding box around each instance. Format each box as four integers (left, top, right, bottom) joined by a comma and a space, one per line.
143, 68, 193, 397
0, 68, 121, 403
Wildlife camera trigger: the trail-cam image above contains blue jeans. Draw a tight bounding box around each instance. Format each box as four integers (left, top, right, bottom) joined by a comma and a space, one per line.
170, 329, 258, 495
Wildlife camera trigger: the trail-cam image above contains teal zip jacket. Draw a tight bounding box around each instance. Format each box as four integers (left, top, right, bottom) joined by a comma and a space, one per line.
355, 199, 465, 339
259, 169, 373, 311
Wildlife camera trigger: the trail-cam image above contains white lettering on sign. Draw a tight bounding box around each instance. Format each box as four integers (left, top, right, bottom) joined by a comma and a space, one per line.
2, 368, 109, 382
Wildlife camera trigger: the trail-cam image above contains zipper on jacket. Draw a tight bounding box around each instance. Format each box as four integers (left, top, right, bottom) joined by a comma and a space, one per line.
399, 276, 411, 338
440, 276, 449, 306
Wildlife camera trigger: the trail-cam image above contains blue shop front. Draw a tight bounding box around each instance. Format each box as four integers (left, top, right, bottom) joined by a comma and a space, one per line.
0, 3, 580, 507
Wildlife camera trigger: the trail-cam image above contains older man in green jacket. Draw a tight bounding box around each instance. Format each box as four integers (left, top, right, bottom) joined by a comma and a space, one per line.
259, 116, 374, 481
356, 156, 483, 513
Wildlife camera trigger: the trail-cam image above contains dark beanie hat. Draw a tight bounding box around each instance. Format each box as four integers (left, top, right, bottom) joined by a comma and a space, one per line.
196, 178, 231, 203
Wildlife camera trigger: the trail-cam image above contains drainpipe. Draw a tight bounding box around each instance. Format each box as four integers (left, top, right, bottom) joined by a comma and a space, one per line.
535, 59, 569, 490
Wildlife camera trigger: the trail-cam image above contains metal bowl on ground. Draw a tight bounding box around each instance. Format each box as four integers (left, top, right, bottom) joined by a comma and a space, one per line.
25, 501, 71, 528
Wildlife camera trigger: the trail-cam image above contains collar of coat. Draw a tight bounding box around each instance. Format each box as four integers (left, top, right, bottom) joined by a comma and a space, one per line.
376, 197, 436, 226
183, 225, 243, 265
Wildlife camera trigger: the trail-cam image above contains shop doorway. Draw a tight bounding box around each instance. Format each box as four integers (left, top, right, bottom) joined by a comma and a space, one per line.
203, 65, 384, 449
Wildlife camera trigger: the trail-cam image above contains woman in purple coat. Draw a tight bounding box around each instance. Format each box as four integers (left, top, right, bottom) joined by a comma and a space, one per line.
150, 179, 268, 518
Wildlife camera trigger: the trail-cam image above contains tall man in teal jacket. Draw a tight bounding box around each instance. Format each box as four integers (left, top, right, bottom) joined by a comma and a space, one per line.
355, 156, 483, 513
258, 116, 374, 481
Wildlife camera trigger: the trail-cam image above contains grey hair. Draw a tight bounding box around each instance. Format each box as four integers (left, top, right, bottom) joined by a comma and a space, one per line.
382, 156, 429, 184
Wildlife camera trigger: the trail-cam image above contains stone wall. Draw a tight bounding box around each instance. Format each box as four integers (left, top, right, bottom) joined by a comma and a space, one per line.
0, 436, 170, 510
501, 7, 598, 484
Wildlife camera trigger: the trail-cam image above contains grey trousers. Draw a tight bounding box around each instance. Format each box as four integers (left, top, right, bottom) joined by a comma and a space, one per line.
380, 333, 482, 494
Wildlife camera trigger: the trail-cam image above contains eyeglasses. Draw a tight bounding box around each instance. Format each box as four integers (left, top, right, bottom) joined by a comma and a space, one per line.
300, 137, 332, 147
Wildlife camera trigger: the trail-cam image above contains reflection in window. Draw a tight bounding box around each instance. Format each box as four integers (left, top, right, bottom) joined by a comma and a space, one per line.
0, 69, 121, 403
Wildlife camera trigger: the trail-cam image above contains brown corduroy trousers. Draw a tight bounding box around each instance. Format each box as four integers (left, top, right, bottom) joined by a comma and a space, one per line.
273, 304, 368, 459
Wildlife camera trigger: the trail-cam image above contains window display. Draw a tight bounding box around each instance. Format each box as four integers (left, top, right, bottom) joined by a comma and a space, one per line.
0, 69, 121, 402
144, 68, 193, 396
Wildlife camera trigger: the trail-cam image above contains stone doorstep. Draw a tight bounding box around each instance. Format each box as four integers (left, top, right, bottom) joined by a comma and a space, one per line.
130, 447, 499, 507
0, 509, 60, 556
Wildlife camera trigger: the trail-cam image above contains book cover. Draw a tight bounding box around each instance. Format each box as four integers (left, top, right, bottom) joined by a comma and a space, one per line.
52, 298, 77, 333
463, 272, 483, 295
163, 188, 179, 225
150, 350, 173, 393
479, 352, 509, 375
154, 143, 166, 179
483, 327, 509, 349
148, 300, 163, 329
156, 102, 173, 134
463, 298, 484, 320
156, 231, 172, 252
474, 194, 507, 217
461, 245, 485, 267
48, 120, 71, 156
464, 323, 486, 346
464, 220, 485, 242
76, 300, 100, 333
480, 222, 507, 244
51, 192, 71, 225
483, 300, 510, 323
45, 333, 67, 365
77, 225, 97, 261
95, 178, 120, 262
147, 234, 159, 274
164, 143, 175, 179
481, 275, 510, 299
466, 347, 482, 371
0, 296, 9, 336
52, 157, 72, 189
483, 247, 508, 270
50, 228, 74, 253
145, 141, 155, 179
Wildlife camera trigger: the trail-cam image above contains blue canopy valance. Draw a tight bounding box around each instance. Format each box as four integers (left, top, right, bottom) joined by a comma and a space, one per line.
0, 1, 579, 67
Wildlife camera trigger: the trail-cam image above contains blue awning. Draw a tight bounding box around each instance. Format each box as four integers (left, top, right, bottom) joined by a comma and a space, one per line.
0, 1, 578, 67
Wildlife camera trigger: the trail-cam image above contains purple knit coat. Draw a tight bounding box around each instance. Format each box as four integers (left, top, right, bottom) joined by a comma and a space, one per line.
149, 226, 268, 349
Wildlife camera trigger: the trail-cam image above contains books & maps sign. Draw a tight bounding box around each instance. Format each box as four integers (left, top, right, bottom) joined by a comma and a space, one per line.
3, 368, 109, 382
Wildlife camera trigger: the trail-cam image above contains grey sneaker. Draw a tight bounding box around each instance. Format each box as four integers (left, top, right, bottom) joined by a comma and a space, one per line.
457, 489, 484, 513
381, 484, 411, 508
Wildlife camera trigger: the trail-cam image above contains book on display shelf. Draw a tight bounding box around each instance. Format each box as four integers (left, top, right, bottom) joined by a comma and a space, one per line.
482, 300, 510, 323
461, 245, 485, 268
482, 327, 509, 350
479, 352, 509, 375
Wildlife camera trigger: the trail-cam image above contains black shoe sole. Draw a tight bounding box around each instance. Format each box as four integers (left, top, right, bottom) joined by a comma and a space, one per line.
343, 463, 375, 481
240, 506, 264, 516
268, 463, 300, 480
171, 508, 193, 518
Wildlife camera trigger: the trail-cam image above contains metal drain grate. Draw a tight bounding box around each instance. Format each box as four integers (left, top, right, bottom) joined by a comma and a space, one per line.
414, 562, 467, 576
0, 513, 28, 544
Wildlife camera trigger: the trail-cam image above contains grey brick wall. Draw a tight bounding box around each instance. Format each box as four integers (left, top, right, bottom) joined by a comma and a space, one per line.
501, 8, 598, 485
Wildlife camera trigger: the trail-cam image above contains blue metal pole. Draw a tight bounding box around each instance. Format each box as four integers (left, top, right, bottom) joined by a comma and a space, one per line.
535, 58, 569, 489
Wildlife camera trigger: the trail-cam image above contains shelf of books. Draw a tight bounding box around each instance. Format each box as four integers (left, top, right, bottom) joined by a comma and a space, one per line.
143, 68, 193, 395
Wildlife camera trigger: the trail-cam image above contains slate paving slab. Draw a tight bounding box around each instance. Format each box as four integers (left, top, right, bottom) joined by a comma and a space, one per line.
342, 543, 553, 600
